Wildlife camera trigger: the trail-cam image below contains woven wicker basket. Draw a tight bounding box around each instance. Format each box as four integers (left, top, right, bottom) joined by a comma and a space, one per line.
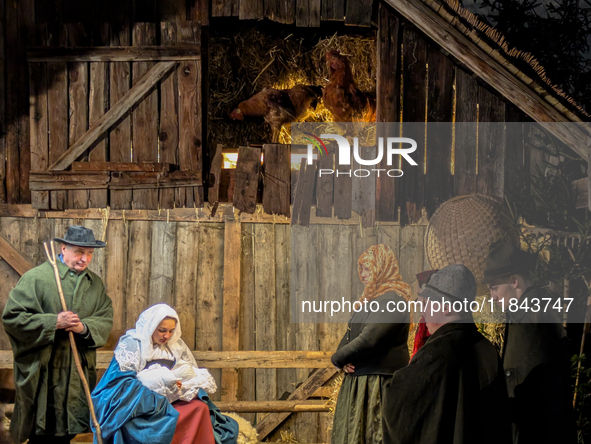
425, 194, 516, 285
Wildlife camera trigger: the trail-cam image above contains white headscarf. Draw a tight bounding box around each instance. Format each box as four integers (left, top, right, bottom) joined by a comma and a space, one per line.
115, 304, 199, 373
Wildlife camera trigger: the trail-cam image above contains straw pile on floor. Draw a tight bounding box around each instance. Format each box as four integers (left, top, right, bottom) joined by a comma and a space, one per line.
209, 25, 377, 148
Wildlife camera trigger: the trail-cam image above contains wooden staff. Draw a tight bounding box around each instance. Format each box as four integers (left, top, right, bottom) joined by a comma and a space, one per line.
44, 241, 103, 444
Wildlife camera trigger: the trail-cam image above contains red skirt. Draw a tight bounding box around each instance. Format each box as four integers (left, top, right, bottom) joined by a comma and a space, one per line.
171, 399, 216, 444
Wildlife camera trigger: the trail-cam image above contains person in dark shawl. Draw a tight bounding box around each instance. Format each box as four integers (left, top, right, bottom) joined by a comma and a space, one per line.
382, 264, 512, 444
2, 226, 113, 444
91, 303, 239, 444
331, 244, 411, 444
483, 242, 577, 444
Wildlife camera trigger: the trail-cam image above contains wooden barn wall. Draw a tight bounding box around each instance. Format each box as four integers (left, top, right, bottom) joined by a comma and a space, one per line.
0, 216, 428, 441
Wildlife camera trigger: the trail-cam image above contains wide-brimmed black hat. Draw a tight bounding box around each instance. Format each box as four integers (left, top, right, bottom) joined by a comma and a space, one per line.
481, 241, 534, 284
54, 225, 106, 248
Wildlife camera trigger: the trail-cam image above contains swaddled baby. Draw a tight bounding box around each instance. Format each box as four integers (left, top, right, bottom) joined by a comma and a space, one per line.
137, 361, 217, 402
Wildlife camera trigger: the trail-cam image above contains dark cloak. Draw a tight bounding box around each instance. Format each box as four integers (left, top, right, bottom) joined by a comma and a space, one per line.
382, 323, 512, 444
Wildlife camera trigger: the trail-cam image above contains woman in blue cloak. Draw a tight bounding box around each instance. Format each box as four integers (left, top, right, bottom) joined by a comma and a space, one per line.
91, 304, 238, 444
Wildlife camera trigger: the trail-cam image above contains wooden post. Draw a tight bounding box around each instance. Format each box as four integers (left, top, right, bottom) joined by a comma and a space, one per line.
263, 144, 291, 217
233, 147, 262, 214
221, 220, 242, 402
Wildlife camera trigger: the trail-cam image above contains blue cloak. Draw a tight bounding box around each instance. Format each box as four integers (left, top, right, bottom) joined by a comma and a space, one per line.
91, 358, 239, 444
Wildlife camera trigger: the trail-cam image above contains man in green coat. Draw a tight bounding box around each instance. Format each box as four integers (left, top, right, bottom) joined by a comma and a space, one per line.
483, 242, 577, 444
2, 226, 113, 444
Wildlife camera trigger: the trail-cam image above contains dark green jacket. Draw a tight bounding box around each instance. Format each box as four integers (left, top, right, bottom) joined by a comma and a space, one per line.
331, 291, 410, 375
2, 260, 113, 443
382, 323, 512, 444
502, 286, 577, 444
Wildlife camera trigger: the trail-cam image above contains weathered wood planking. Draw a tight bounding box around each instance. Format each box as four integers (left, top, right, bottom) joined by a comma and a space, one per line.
221, 220, 241, 402
376, 4, 400, 222
400, 27, 427, 226
209, 144, 223, 205
334, 147, 352, 219
4, 0, 18, 204
240, 0, 264, 19
265, 0, 295, 23
28, 46, 201, 62
212, 0, 238, 16
174, 222, 200, 349
315, 145, 334, 218
275, 223, 295, 403
398, 224, 426, 288
239, 223, 256, 423
454, 68, 478, 196
292, 159, 317, 227
263, 144, 291, 217
109, 21, 133, 210
178, 22, 203, 208
125, 221, 152, 328
321, 0, 345, 20
29, 24, 50, 209
67, 23, 90, 209
291, 225, 320, 442
234, 147, 262, 214
132, 23, 159, 210
0, 232, 34, 276
158, 0, 188, 21
104, 220, 128, 330
18, 0, 34, 205
0, 0, 6, 203
47, 24, 69, 210
425, 47, 454, 217
352, 146, 376, 223
254, 224, 277, 421
296, 0, 320, 27
88, 24, 110, 208
196, 224, 225, 401
0, 219, 24, 348
148, 221, 176, 305
159, 22, 180, 209
345, 0, 373, 26
504, 108, 526, 199
477, 87, 506, 198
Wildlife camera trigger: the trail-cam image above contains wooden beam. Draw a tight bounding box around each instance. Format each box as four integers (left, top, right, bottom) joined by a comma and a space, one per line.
27, 46, 200, 62
233, 147, 262, 214
0, 350, 334, 369
255, 367, 338, 440
48, 61, 177, 171
382, 0, 591, 160
29, 172, 111, 191
214, 400, 329, 413
0, 233, 34, 275
0, 204, 412, 225
109, 171, 202, 189
221, 220, 242, 402
72, 162, 175, 172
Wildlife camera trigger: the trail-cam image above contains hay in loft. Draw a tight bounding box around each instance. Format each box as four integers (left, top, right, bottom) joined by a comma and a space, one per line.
208, 25, 377, 148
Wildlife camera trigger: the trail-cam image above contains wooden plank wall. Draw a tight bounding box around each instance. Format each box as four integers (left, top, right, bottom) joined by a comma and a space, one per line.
1, 0, 210, 206
0, 215, 427, 441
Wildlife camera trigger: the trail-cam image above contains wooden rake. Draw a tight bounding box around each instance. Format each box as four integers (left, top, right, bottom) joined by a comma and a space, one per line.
44, 241, 103, 444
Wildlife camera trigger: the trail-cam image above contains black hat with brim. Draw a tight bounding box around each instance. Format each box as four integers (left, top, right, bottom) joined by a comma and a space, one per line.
481, 241, 533, 284
54, 225, 106, 248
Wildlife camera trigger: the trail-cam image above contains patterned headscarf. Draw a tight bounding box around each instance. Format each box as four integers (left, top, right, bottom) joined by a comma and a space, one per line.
358, 244, 411, 302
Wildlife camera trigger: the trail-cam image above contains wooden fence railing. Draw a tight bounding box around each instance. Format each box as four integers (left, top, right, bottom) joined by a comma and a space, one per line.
0, 350, 337, 440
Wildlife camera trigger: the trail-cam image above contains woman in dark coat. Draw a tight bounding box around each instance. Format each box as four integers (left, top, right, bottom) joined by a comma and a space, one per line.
330, 244, 411, 444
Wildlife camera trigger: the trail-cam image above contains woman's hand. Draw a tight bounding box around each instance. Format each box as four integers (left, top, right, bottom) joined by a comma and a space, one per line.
176, 381, 182, 389
343, 364, 355, 373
